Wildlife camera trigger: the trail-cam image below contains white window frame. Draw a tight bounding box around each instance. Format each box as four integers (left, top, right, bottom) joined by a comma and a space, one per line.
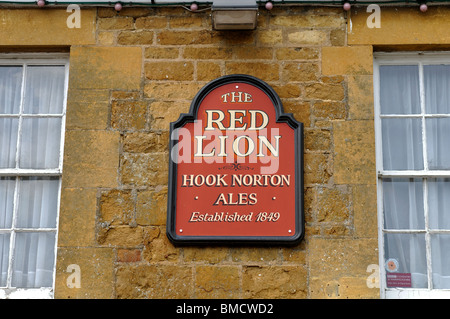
374, 51, 450, 299
0, 53, 69, 299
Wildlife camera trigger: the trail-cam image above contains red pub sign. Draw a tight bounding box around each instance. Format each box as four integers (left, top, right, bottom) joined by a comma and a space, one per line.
167, 75, 304, 245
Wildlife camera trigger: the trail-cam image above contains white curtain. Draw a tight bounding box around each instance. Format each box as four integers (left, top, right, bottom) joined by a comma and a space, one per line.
424, 65, 450, 289
0, 66, 20, 287
0, 66, 22, 114
383, 178, 424, 230
24, 66, 65, 115
382, 118, 423, 170
425, 65, 450, 170
424, 65, 450, 114
382, 179, 428, 288
0, 66, 22, 169
0, 234, 10, 287
12, 232, 56, 288
431, 234, 450, 289
428, 179, 450, 288
380, 65, 423, 171
16, 177, 59, 229
0, 118, 18, 169
426, 118, 450, 170
0, 177, 14, 288
10, 176, 59, 288
381, 64, 450, 289
20, 66, 64, 170
0, 177, 14, 229
380, 65, 421, 115
19, 118, 62, 169
0, 65, 64, 289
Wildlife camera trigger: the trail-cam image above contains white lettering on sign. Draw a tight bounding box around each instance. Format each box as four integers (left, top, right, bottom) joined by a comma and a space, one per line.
198, 90, 278, 158
220, 91, 253, 103
204, 110, 269, 131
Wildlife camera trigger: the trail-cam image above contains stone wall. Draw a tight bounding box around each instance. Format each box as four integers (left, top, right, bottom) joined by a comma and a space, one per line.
0, 5, 381, 298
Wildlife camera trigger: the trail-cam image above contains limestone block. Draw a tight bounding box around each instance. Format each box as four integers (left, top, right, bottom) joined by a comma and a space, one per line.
115, 264, 192, 298
333, 120, 376, 185
348, 75, 374, 120
308, 238, 379, 298
0, 9, 96, 45
66, 89, 110, 130
62, 130, 120, 188
243, 266, 307, 298
195, 266, 240, 299
99, 189, 135, 226
349, 6, 450, 45
69, 46, 141, 90
322, 46, 373, 75
58, 188, 97, 247
136, 186, 168, 226
287, 30, 328, 45
144, 61, 194, 81
55, 247, 114, 299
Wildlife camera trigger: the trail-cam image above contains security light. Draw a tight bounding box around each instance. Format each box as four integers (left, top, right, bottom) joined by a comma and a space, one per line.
211, 0, 258, 31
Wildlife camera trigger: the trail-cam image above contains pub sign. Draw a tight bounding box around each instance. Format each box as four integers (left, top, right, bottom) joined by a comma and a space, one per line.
167, 75, 304, 245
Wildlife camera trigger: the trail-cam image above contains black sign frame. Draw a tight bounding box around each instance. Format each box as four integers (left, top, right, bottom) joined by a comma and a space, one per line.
166, 74, 304, 246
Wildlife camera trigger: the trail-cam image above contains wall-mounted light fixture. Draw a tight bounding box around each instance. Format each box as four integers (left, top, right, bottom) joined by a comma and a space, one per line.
211, 0, 258, 31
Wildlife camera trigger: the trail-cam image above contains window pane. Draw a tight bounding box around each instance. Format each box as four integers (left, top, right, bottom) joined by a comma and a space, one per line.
384, 233, 427, 288
0, 234, 10, 287
12, 232, 55, 288
0, 177, 15, 229
428, 178, 450, 229
380, 65, 421, 115
382, 118, 423, 170
0, 66, 23, 114
19, 118, 62, 169
424, 65, 450, 114
426, 118, 450, 170
383, 178, 424, 229
24, 66, 65, 114
431, 234, 450, 289
0, 59, 67, 295
17, 177, 59, 229
0, 118, 18, 168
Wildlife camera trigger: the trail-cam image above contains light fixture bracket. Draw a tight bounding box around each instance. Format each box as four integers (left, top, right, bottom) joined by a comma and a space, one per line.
211, 0, 258, 31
